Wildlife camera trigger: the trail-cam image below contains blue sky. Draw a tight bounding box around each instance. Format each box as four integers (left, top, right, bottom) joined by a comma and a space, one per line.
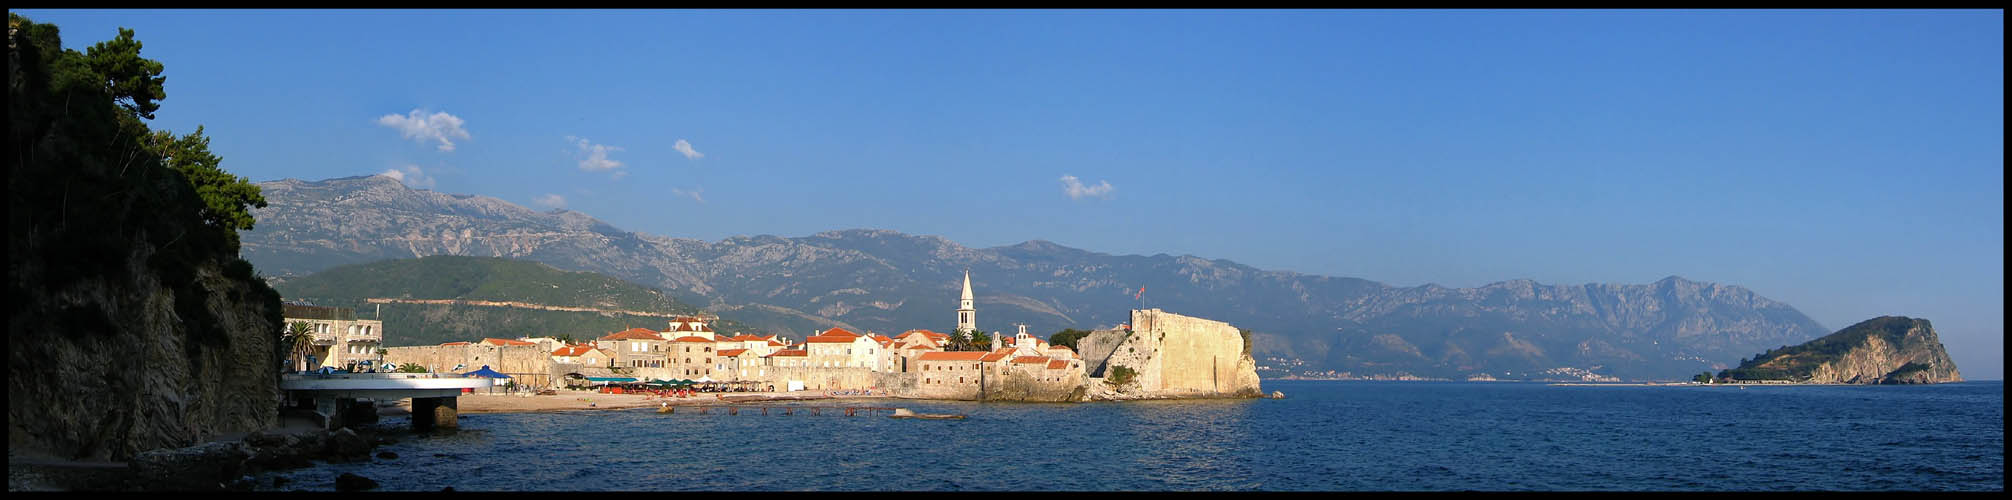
18, 9, 2003, 379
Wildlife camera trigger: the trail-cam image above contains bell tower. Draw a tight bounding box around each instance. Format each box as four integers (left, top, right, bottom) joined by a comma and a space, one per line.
956, 270, 976, 333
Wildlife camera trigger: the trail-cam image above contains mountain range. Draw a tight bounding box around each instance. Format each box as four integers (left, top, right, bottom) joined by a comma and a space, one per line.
241, 175, 1832, 380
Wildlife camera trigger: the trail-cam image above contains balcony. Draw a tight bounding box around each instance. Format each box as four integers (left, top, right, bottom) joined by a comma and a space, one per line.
344, 323, 383, 343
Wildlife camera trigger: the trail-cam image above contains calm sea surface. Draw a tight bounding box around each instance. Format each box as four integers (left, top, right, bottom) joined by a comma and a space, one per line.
258, 380, 2003, 491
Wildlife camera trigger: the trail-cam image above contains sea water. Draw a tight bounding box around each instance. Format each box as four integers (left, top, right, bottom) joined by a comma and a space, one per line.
256, 380, 2004, 491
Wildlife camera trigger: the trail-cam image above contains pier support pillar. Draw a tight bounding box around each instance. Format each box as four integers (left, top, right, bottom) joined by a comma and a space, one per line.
413, 397, 460, 431
314, 396, 341, 430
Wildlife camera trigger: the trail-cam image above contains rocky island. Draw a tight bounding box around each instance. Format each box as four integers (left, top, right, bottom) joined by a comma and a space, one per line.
1718, 316, 1962, 384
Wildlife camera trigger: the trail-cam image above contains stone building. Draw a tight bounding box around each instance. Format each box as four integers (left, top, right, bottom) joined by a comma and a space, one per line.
551, 344, 611, 368
668, 334, 720, 379
282, 304, 383, 371
598, 327, 669, 373
803, 327, 881, 370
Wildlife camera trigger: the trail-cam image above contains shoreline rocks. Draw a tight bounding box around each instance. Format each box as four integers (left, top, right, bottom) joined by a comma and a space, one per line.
13, 424, 404, 491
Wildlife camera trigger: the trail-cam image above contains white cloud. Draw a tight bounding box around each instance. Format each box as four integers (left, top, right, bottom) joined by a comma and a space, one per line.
533, 194, 566, 209
671, 187, 704, 204
673, 139, 704, 160
1060, 174, 1114, 200
377, 164, 436, 188
566, 136, 626, 175
376, 109, 470, 152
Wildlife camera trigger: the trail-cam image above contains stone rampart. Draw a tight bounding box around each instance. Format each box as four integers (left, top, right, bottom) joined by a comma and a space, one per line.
385, 344, 559, 388
1083, 309, 1261, 400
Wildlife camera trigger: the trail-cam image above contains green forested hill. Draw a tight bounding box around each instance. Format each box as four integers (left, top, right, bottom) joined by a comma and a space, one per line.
276, 256, 753, 346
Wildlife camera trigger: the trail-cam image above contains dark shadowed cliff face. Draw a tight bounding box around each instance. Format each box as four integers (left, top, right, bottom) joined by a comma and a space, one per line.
241, 176, 1830, 381
8, 16, 284, 460
1722, 316, 1962, 384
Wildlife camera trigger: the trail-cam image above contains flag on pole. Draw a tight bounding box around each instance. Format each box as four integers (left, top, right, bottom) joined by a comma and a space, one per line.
1135, 286, 1145, 300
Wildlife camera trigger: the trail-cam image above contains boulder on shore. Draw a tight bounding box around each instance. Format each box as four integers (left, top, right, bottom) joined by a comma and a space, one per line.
334, 472, 378, 491
325, 428, 371, 460
128, 441, 249, 491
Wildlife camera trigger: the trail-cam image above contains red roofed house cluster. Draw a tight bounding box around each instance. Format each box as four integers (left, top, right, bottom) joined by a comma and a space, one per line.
384, 274, 1100, 400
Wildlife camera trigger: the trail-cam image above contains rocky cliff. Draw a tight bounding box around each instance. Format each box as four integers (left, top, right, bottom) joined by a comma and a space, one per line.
9, 16, 285, 461
1720, 316, 1962, 384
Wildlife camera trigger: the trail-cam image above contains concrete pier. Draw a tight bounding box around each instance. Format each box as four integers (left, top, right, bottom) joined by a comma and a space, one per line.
280, 373, 492, 431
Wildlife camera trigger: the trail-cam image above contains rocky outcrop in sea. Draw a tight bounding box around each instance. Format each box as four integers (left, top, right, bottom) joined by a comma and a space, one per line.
1721, 316, 1962, 384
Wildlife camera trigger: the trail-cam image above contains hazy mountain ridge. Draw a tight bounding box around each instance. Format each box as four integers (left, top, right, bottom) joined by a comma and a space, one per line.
243, 176, 1831, 380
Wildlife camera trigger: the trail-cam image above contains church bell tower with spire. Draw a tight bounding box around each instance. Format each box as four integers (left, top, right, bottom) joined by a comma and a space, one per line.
956, 270, 977, 334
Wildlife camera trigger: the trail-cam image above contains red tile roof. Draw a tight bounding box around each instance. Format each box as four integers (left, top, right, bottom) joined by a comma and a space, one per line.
805, 335, 861, 343
1048, 360, 1070, 370
599, 328, 664, 341
980, 351, 1013, 362
820, 327, 860, 338
718, 349, 748, 357
552, 345, 597, 356
767, 340, 786, 347
766, 349, 808, 357
668, 321, 713, 332
898, 329, 950, 341
872, 335, 894, 343
482, 338, 536, 346
672, 336, 714, 343
917, 351, 987, 361
1012, 356, 1049, 365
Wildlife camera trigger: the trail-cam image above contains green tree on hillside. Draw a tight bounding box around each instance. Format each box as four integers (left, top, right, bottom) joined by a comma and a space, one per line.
84, 27, 168, 120
1048, 328, 1092, 350
149, 126, 266, 245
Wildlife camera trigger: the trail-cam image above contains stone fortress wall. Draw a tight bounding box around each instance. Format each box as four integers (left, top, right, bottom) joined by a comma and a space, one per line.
1082, 309, 1262, 399
385, 344, 559, 387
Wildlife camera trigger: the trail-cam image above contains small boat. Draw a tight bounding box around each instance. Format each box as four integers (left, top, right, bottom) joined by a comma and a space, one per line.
887, 408, 964, 420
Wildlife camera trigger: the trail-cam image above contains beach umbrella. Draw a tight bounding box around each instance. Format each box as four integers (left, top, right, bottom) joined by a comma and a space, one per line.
461, 365, 512, 378
461, 365, 511, 394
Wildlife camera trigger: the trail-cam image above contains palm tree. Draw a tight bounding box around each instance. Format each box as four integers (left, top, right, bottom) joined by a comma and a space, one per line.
284, 321, 318, 372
